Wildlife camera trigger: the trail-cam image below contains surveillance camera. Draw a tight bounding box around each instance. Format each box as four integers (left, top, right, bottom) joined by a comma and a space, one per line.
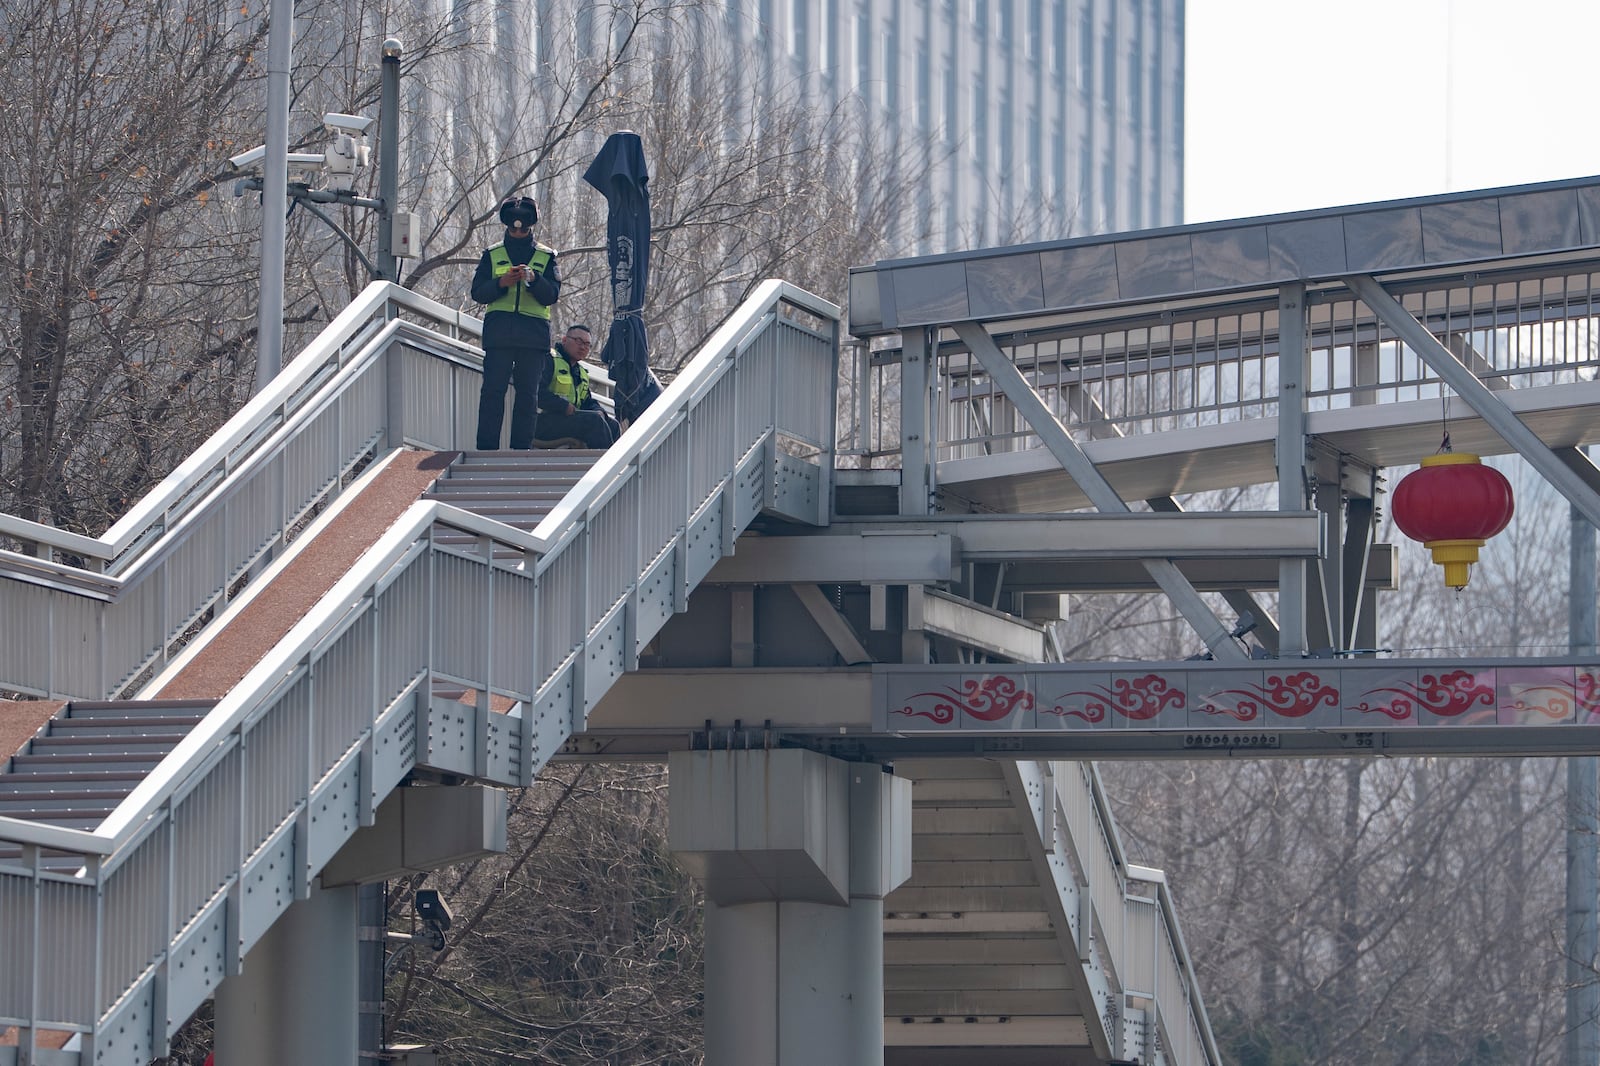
229, 145, 266, 169
324, 112, 375, 135
415, 889, 452, 931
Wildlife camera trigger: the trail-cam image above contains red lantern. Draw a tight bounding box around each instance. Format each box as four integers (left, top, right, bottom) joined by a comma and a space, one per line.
1391, 453, 1515, 589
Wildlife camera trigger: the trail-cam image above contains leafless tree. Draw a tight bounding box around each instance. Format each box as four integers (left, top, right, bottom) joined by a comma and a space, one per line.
1099, 460, 1577, 1064
386, 765, 704, 1065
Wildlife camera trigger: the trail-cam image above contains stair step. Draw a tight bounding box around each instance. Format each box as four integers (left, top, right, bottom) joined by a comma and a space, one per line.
452, 453, 606, 474
427, 480, 585, 496
0, 769, 148, 788
25, 734, 186, 754
0, 786, 133, 805
49, 716, 204, 736
62, 700, 217, 716
7, 753, 166, 773
427, 496, 570, 512
0, 799, 119, 818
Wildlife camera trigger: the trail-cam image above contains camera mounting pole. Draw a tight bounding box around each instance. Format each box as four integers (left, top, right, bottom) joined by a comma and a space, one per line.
255, 0, 292, 393
377, 39, 402, 283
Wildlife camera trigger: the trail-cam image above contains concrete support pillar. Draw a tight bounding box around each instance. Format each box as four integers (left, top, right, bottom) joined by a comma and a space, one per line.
215, 786, 505, 1066
669, 749, 912, 1066
703, 897, 887, 1064
215, 883, 358, 1066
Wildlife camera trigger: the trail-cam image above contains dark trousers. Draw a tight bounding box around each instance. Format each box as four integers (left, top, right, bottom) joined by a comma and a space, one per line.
476, 347, 549, 449
536, 407, 620, 449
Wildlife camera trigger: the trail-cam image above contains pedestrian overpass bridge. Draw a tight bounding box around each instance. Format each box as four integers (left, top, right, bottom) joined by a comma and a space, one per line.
7, 175, 1600, 1065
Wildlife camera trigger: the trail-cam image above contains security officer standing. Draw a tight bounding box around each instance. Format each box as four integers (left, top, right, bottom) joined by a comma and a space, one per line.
470, 194, 561, 449
536, 324, 620, 448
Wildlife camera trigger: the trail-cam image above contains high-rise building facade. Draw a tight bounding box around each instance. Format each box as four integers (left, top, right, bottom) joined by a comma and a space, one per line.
730, 0, 1185, 252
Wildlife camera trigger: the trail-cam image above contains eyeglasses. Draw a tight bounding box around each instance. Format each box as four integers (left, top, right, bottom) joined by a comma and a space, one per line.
567, 335, 592, 349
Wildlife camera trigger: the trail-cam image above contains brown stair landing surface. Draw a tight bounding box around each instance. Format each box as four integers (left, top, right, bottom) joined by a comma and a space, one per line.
154, 449, 458, 701
1, 699, 64, 760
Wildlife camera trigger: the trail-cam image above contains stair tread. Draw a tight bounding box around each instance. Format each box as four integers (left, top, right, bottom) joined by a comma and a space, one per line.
50, 717, 204, 731
0, 769, 148, 784
64, 700, 217, 713
26, 734, 186, 749
8, 752, 165, 768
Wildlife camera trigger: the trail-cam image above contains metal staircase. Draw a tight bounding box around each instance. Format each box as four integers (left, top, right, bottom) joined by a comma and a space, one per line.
422, 451, 606, 552
0, 278, 841, 1063
0, 703, 215, 872
885, 759, 1216, 1066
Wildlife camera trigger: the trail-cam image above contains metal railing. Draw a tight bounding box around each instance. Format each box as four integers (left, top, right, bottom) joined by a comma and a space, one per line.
0, 279, 839, 1057
0, 283, 620, 702
837, 265, 1600, 467
1048, 758, 1221, 1066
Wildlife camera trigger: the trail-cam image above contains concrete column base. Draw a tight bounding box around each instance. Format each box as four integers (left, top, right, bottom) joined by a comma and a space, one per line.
670, 749, 911, 1066
214, 883, 357, 1066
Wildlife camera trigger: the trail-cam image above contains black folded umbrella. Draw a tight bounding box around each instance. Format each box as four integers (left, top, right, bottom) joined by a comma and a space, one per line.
583, 130, 661, 424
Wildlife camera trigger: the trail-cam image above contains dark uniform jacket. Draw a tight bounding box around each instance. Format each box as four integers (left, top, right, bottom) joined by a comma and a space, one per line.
469, 235, 562, 351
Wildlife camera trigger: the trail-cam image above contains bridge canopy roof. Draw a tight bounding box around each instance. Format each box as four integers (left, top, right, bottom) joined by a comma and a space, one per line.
847, 174, 1600, 338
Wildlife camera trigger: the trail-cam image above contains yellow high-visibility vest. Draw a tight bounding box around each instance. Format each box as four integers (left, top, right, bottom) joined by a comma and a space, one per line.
485, 244, 554, 318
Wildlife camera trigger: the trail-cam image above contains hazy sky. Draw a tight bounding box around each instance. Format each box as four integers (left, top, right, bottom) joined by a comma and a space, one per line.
1184, 0, 1600, 224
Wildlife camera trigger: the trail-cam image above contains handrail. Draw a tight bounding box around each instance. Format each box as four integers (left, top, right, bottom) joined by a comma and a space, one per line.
0, 280, 634, 699
536, 279, 839, 541
0, 499, 504, 855
1076, 761, 1223, 1065
0, 280, 615, 573
838, 257, 1600, 470
0, 283, 494, 566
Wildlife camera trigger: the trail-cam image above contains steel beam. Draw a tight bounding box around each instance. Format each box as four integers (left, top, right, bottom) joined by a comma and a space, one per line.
914, 589, 1048, 663
708, 513, 1319, 586
793, 584, 875, 665
1277, 282, 1310, 656
1345, 273, 1600, 530
901, 327, 933, 516
707, 531, 956, 584
995, 550, 1395, 595
951, 320, 1243, 661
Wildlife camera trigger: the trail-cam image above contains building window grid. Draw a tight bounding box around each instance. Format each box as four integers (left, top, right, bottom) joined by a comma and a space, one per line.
1049, 0, 1062, 73
820, 0, 834, 70
999, 83, 1013, 177
1100, 17, 1115, 110
882, 23, 900, 116
790, 0, 808, 59
1026, 106, 1041, 196
1076, 5, 1091, 92
971, 78, 987, 163
941, 61, 956, 144
915, 42, 931, 131
854, 7, 870, 96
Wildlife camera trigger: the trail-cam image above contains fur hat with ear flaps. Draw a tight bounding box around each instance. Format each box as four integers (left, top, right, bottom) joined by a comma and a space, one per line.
498, 195, 538, 228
